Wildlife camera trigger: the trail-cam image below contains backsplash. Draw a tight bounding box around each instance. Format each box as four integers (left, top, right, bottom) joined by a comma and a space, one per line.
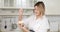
0, 9, 60, 32
0, 15, 60, 32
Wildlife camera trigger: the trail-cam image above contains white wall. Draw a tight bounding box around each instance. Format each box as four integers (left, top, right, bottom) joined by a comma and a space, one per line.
37, 0, 60, 15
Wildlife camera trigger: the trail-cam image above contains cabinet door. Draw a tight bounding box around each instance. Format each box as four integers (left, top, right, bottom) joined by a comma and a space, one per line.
0, 0, 4, 7
15, 0, 37, 7
4, 0, 14, 7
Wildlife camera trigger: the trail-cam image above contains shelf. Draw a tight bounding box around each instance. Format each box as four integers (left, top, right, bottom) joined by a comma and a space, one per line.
0, 13, 31, 16
0, 11, 60, 16
0, 7, 34, 9
45, 13, 60, 15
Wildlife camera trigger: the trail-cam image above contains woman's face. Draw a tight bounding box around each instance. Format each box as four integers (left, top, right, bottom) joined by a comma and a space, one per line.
34, 5, 44, 16
34, 6, 41, 16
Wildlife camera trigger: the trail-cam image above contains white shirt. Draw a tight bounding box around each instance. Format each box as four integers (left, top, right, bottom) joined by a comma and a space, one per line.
23, 15, 49, 32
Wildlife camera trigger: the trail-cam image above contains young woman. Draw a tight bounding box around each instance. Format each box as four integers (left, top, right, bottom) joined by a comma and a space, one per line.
18, 1, 50, 32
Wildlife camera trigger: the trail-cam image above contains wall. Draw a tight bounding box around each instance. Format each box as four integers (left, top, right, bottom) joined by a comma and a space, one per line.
37, 0, 60, 15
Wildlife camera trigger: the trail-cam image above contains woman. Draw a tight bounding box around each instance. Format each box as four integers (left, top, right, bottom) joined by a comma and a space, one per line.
18, 1, 50, 32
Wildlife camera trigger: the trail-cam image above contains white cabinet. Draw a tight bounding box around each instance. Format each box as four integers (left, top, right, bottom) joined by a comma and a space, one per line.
15, 0, 36, 7
0, 0, 15, 7
0, 0, 37, 8
0, 0, 36, 32
0, 0, 35, 16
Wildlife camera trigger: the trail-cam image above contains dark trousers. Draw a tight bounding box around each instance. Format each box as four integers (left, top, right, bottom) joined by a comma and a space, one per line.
29, 30, 35, 32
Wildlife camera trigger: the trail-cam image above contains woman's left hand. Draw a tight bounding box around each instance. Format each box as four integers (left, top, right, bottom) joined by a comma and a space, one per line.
18, 21, 30, 32
18, 21, 24, 29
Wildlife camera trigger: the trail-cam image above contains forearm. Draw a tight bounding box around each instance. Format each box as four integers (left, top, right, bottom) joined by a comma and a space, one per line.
22, 27, 30, 32
18, 8, 23, 21
18, 8, 29, 32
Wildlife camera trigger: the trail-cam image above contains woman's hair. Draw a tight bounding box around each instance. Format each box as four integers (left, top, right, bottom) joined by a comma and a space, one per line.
34, 1, 45, 15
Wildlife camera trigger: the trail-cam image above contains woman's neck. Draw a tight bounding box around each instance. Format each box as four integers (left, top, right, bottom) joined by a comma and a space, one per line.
36, 15, 43, 20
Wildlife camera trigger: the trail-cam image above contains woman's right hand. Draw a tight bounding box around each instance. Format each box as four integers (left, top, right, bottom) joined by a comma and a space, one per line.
18, 8, 30, 32
18, 8, 24, 29
19, 8, 23, 21
18, 21, 24, 29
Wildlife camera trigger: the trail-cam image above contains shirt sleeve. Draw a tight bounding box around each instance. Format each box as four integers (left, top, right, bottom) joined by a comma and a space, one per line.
23, 15, 34, 29
40, 18, 50, 29
35, 18, 50, 32
23, 18, 29, 28
44, 19, 50, 29
23, 16, 32, 29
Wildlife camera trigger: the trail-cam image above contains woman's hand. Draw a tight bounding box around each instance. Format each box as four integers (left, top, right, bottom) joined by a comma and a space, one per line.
18, 21, 24, 29
18, 8, 30, 32
18, 8, 24, 29
19, 8, 23, 21
18, 21, 30, 32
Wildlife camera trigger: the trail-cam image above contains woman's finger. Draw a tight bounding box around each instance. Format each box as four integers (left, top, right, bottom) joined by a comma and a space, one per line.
18, 21, 24, 27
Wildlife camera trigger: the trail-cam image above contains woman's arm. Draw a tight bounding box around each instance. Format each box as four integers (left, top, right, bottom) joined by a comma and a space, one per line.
18, 8, 30, 32
22, 26, 30, 32
18, 8, 23, 21
18, 21, 30, 32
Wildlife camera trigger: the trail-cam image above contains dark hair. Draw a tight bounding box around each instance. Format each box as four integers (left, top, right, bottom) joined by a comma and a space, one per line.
34, 1, 45, 9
